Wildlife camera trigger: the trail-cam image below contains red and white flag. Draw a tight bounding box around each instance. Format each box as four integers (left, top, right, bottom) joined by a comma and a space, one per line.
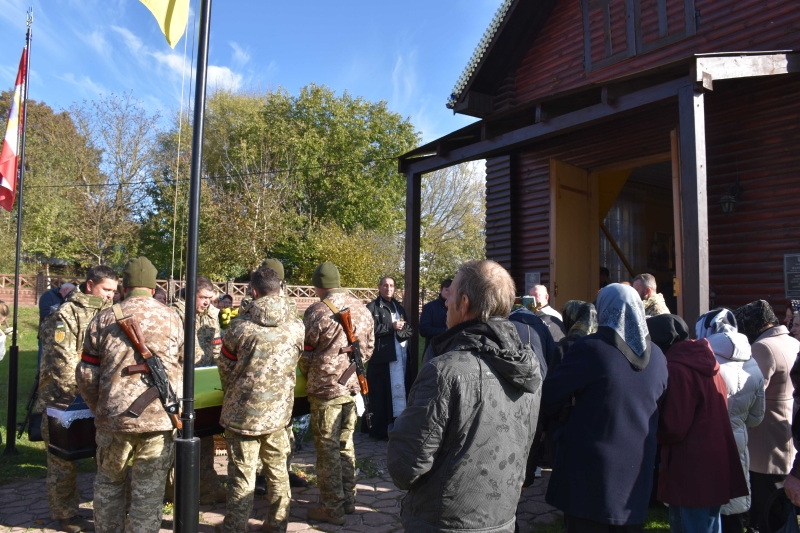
0, 48, 28, 212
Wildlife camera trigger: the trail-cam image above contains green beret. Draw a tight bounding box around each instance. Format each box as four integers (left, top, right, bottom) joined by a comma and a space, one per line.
122, 256, 158, 289
312, 262, 340, 289
263, 258, 285, 280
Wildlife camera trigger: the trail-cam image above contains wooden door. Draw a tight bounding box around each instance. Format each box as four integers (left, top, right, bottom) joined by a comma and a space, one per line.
549, 159, 599, 309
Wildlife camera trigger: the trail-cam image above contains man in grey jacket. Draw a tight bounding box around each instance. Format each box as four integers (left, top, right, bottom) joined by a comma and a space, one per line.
387, 260, 543, 533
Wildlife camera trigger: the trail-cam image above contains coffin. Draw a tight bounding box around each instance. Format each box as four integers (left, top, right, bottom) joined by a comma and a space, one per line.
46, 365, 309, 457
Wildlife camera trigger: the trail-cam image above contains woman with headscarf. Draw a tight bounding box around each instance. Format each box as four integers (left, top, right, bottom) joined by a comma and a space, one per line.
547, 300, 598, 373
542, 284, 668, 533
696, 309, 765, 533
733, 300, 800, 533
648, 314, 748, 533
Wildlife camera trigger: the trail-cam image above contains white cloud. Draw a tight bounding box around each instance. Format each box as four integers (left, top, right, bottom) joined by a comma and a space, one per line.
229, 42, 250, 68
56, 72, 107, 97
392, 50, 418, 110
111, 25, 144, 56
207, 65, 242, 91
78, 29, 110, 58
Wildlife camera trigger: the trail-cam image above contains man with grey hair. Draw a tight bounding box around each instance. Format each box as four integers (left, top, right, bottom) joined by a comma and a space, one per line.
632, 273, 670, 317
530, 284, 562, 321
387, 260, 543, 533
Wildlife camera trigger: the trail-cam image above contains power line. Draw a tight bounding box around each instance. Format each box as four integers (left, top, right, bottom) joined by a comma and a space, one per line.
24, 154, 403, 190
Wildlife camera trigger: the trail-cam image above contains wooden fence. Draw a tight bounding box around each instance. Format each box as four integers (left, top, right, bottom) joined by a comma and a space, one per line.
0, 274, 431, 313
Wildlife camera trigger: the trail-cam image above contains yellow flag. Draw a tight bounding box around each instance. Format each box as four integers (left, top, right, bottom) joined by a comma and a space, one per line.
140, 0, 190, 49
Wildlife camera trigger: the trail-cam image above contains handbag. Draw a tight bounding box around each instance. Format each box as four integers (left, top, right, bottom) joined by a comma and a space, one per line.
763, 488, 800, 533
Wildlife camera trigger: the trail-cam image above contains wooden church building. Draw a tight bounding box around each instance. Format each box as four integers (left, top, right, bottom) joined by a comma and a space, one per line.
400, 0, 800, 358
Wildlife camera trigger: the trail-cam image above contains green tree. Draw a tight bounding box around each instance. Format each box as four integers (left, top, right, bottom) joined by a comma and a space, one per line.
420, 162, 486, 295
69, 93, 160, 266
0, 92, 98, 274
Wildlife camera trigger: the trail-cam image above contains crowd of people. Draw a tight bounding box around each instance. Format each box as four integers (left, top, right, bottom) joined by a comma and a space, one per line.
25, 256, 800, 533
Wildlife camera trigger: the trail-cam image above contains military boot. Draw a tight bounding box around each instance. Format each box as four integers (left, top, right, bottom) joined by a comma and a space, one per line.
58, 515, 95, 533
307, 504, 346, 525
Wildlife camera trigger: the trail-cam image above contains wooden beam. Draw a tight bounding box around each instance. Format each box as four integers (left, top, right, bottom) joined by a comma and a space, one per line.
670, 129, 684, 318
678, 84, 709, 328
695, 53, 800, 82
402, 76, 691, 176
403, 170, 422, 381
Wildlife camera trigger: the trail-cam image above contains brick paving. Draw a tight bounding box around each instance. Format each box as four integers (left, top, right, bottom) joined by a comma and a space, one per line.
0, 433, 562, 532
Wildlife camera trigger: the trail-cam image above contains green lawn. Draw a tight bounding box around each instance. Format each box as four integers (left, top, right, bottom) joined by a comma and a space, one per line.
0, 305, 48, 484
531, 506, 669, 533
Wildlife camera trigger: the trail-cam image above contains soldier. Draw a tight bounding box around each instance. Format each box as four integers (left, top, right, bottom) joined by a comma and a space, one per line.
218, 266, 303, 533
76, 257, 184, 533
38, 266, 118, 533
169, 276, 226, 504
300, 262, 375, 525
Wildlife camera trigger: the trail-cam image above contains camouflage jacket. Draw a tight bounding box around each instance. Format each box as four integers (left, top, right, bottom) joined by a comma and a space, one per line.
172, 300, 221, 367
300, 289, 375, 400
172, 300, 222, 367
77, 291, 184, 433
37, 290, 111, 411
643, 293, 670, 317
218, 296, 304, 436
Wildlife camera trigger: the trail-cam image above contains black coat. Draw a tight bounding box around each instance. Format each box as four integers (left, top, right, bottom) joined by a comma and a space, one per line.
419, 296, 448, 351
362, 297, 415, 439
542, 334, 668, 525
508, 308, 554, 376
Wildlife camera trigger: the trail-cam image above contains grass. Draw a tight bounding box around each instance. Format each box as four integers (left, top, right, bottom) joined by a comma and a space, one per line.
0, 305, 96, 485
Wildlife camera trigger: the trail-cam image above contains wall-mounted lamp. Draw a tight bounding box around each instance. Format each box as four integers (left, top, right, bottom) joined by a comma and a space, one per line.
719, 175, 744, 215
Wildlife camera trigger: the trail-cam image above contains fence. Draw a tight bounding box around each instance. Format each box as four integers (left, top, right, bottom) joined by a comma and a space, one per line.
0, 274, 432, 313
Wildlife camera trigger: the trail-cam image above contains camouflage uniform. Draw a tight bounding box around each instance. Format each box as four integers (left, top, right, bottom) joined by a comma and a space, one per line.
300, 289, 374, 517
218, 295, 304, 533
169, 299, 224, 502
77, 290, 183, 533
37, 289, 110, 520
643, 292, 670, 317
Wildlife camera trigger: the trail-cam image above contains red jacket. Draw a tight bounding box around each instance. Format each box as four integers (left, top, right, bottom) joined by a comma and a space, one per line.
657, 339, 749, 506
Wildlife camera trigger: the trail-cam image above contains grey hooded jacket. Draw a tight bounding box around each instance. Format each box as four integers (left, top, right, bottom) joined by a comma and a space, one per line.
387, 317, 543, 533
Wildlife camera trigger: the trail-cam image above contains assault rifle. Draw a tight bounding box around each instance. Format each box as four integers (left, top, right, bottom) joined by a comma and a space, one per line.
112, 305, 182, 429
336, 307, 372, 428
17, 371, 41, 440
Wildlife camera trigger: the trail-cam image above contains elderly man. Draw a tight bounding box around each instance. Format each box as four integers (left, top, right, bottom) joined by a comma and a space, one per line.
530, 284, 562, 321
388, 260, 542, 533
632, 273, 670, 316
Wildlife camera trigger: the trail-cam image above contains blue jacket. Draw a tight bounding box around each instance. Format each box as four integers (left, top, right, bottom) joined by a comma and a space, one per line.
39, 287, 64, 323
419, 296, 448, 351
542, 334, 668, 525
508, 308, 554, 376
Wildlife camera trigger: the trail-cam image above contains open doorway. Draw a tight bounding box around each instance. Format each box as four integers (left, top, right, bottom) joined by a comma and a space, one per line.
598, 159, 678, 313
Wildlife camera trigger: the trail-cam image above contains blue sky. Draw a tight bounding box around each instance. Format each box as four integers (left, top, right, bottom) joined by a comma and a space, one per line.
0, 0, 500, 143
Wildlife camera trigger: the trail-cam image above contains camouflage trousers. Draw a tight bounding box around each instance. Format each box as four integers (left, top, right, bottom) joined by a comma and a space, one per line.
94, 430, 174, 533
165, 435, 224, 501
223, 428, 291, 533
41, 416, 80, 520
309, 395, 357, 516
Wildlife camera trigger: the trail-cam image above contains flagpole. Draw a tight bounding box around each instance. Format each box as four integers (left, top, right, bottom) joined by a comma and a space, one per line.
4, 10, 32, 457
174, 0, 211, 530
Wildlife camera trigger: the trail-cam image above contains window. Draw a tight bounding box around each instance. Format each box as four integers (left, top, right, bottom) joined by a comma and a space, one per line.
581, 0, 696, 72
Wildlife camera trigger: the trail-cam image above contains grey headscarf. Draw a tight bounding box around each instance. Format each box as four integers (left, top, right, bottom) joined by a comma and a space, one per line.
596, 283, 651, 370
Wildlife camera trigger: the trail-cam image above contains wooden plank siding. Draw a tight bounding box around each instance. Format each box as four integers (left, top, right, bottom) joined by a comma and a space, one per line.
511, 0, 800, 106
706, 75, 800, 310
485, 156, 514, 269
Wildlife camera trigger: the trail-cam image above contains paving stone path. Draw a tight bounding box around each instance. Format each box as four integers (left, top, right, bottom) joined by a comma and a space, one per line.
0, 434, 562, 532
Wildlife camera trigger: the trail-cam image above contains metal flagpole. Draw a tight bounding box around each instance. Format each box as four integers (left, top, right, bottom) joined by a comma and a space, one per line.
4, 9, 33, 457
174, 0, 211, 529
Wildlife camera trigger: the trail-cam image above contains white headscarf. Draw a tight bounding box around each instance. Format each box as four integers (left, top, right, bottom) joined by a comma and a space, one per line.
596, 283, 651, 369
695, 309, 751, 361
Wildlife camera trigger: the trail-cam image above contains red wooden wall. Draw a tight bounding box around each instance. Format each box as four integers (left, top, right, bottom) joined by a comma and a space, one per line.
506, 0, 800, 107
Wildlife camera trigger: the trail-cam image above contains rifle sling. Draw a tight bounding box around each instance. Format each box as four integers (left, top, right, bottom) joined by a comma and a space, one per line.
112, 303, 125, 321
323, 298, 359, 386
127, 386, 160, 418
